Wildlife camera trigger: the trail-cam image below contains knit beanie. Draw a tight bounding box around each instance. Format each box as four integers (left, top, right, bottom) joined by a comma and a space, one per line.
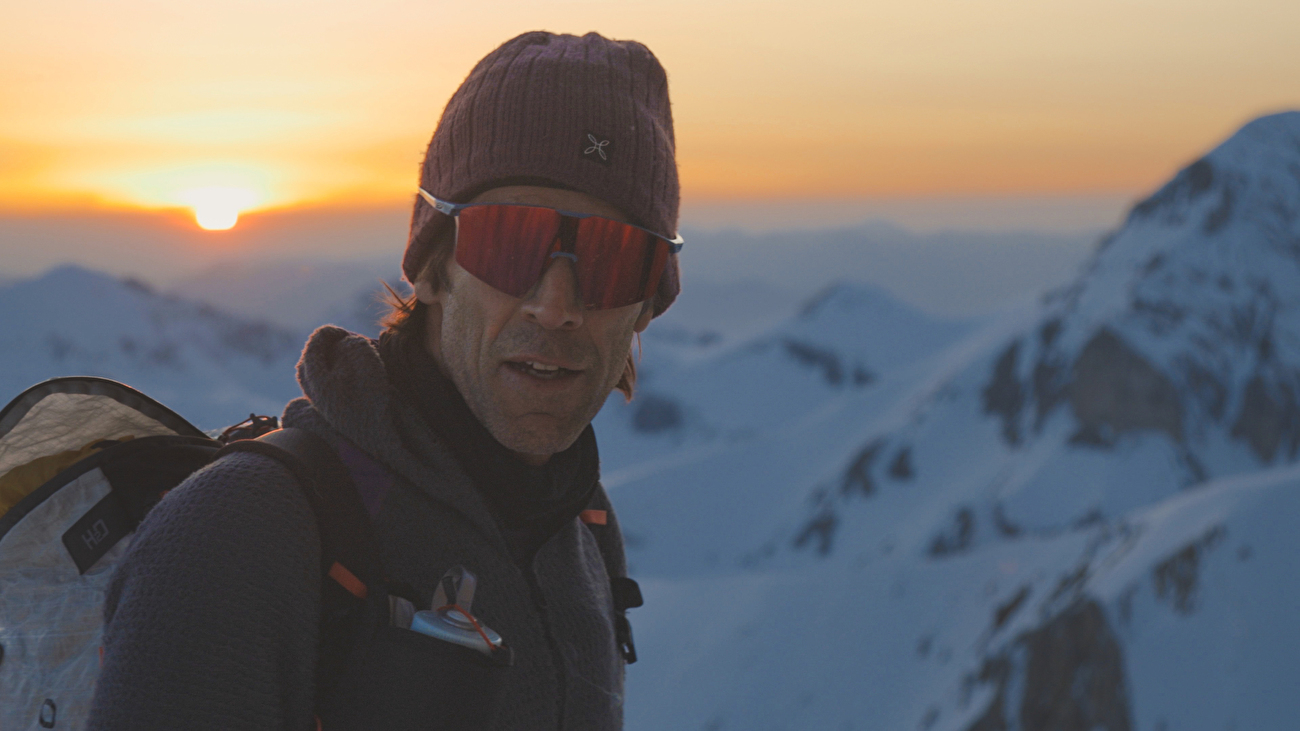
402, 31, 681, 316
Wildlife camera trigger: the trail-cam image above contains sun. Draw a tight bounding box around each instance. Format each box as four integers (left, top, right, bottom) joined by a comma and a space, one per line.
179, 186, 258, 231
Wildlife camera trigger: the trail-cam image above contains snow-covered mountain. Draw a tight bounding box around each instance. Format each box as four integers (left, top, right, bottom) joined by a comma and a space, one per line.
593, 280, 973, 484
608, 111, 1300, 730
0, 265, 303, 429
788, 112, 1300, 557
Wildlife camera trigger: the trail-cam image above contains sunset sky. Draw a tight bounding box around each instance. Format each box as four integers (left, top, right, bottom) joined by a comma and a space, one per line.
1, 0, 1297, 260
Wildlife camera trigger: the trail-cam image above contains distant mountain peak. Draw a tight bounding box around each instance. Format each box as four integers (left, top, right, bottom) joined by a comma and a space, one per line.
1124, 110, 1300, 236
797, 280, 926, 320
0, 266, 303, 428
1217, 110, 1300, 156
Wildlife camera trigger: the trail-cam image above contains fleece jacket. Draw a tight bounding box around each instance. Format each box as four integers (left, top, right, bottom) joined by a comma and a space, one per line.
87, 326, 630, 730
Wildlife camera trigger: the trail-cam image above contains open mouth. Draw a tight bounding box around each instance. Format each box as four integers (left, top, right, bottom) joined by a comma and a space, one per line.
506, 360, 582, 380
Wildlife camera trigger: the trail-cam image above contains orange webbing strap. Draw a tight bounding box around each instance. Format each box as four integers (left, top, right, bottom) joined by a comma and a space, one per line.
328, 561, 367, 599
580, 509, 607, 525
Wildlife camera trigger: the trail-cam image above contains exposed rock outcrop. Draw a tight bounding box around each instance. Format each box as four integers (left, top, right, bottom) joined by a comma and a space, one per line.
1230, 375, 1300, 463
982, 341, 1025, 446
1152, 525, 1226, 615
966, 600, 1132, 731
1069, 329, 1183, 445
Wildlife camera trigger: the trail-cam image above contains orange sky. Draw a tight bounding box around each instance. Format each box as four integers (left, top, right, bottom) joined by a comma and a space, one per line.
2, 0, 1297, 225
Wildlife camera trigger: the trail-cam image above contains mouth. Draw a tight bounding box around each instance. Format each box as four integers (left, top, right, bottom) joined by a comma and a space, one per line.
504, 359, 584, 380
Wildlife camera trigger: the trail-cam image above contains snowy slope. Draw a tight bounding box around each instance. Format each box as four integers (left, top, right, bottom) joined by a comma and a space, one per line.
609, 111, 1300, 730
623, 463, 1300, 731
0, 266, 303, 429
594, 281, 973, 488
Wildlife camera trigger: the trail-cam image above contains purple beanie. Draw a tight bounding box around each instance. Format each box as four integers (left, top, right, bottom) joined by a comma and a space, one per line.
402, 31, 681, 316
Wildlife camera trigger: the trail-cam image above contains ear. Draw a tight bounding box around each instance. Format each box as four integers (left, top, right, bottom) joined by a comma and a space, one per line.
413, 279, 439, 305
632, 301, 654, 334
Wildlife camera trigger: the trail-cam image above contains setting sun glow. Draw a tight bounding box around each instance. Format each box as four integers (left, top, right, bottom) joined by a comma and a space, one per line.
1, 0, 1297, 224
180, 187, 258, 231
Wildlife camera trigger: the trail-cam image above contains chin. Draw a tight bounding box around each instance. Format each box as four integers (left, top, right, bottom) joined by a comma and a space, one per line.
487, 415, 584, 457
501, 429, 580, 458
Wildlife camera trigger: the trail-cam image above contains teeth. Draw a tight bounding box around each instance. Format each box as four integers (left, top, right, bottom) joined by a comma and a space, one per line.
526, 361, 561, 372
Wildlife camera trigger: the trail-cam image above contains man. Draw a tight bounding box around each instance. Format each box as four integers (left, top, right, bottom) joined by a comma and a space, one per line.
88, 30, 681, 730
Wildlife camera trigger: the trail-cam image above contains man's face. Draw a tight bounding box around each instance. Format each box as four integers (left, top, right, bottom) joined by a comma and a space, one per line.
415, 185, 655, 465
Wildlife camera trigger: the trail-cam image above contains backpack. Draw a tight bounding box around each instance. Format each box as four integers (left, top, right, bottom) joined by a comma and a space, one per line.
0, 376, 641, 730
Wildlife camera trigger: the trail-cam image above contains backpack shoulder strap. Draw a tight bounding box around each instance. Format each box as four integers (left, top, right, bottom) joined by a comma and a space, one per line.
216, 428, 382, 587
213, 428, 383, 709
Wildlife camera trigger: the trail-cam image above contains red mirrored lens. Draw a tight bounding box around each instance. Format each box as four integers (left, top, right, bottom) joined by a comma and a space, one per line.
453, 203, 671, 309
574, 217, 666, 309
455, 205, 560, 297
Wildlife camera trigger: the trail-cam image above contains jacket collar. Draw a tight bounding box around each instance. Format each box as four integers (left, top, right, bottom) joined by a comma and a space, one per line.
285, 326, 504, 545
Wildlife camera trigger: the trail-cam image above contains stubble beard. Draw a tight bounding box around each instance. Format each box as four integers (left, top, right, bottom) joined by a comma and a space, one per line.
442, 316, 625, 459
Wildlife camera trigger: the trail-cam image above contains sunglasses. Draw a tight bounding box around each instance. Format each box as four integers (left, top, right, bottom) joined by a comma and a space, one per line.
418, 188, 683, 310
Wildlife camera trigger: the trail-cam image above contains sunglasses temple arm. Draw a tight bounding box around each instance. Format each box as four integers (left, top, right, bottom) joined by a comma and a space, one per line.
657, 230, 684, 252
418, 187, 461, 217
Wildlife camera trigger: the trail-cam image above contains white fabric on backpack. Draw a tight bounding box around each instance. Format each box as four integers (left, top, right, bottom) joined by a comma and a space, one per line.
0, 467, 130, 729
0, 379, 201, 731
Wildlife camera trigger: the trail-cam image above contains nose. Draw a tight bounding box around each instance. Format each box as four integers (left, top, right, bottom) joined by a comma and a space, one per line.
519, 258, 585, 329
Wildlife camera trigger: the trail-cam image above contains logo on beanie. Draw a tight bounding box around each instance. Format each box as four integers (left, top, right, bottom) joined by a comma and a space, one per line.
582, 132, 611, 166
